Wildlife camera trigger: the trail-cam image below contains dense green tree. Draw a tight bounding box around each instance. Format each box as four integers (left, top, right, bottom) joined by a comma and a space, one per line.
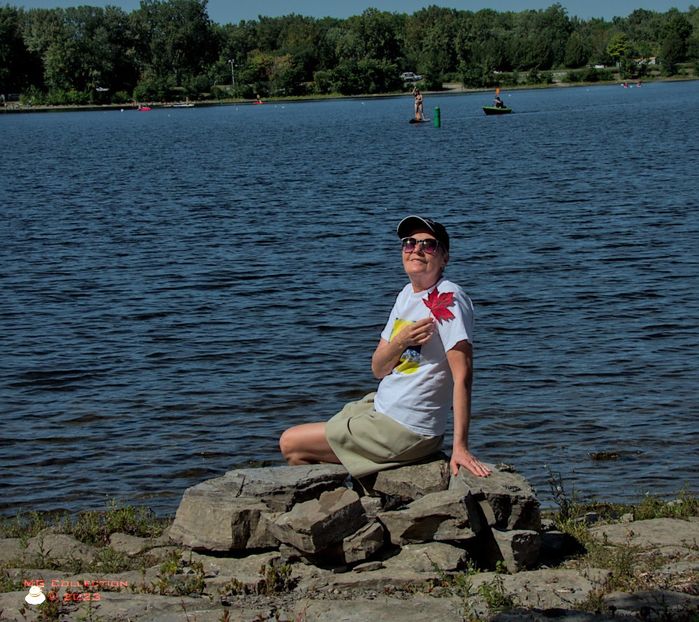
275, 15, 330, 77
660, 10, 693, 73
346, 8, 403, 64
130, 0, 218, 86
510, 4, 571, 70
217, 20, 258, 70
404, 6, 460, 78
687, 6, 699, 59
269, 53, 306, 95
2, 2, 697, 103
459, 62, 497, 88
0, 6, 41, 94
330, 57, 399, 94
564, 31, 592, 67
622, 9, 663, 57
20, 6, 137, 99
607, 31, 633, 75
327, 25, 364, 62
238, 49, 274, 96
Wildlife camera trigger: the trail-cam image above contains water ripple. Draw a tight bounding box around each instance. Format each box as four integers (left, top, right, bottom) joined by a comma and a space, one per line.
1, 83, 698, 514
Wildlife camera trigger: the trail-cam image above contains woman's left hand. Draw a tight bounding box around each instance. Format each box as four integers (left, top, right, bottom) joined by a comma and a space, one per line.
450, 446, 491, 477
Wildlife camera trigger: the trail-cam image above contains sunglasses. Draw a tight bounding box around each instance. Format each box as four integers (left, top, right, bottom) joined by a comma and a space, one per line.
401, 237, 440, 255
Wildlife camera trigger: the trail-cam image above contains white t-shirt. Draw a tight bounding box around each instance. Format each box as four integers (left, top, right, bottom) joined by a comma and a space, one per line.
373, 277, 474, 436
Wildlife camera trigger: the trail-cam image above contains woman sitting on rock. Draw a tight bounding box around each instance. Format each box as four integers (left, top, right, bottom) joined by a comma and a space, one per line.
279, 216, 491, 480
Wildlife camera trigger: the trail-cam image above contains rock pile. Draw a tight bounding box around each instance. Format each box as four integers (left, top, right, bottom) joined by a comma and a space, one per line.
169, 455, 542, 573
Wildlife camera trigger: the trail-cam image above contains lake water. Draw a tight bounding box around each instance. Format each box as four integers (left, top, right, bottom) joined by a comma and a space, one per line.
2, 81, 698, 516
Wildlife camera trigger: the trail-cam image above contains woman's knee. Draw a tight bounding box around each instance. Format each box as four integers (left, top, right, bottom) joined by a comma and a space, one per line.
279, 427, 297, 461
279, 423, 332, 465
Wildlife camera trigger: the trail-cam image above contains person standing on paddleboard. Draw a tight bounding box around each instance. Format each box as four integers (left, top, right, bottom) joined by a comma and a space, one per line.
413, 87, 424, 121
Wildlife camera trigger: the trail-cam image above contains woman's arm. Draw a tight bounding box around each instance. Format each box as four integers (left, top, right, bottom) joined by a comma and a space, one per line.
371, 317, 435, 379
446, 340, 491, 477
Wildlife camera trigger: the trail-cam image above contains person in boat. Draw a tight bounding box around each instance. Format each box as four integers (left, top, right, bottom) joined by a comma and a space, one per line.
279, 216, 491, 481
494, 94, 505, 109
413, 87, 424, 121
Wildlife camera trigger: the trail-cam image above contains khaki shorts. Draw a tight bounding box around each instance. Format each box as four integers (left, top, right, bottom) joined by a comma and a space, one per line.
325, 393, 443, 478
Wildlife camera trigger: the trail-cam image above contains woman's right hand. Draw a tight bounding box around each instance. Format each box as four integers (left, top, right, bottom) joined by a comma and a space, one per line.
371, 317, 435, 379
395, 317, 435, 349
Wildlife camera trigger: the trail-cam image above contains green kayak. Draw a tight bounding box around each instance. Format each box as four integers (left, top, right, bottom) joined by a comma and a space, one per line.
483, 106, 512, 115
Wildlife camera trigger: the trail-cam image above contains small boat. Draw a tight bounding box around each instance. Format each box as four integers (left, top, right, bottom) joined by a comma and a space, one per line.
483, 106, 512, 115
137, 105, 152, 112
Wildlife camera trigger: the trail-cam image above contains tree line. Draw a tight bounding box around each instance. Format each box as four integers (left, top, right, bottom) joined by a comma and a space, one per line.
1, 0, 697, 105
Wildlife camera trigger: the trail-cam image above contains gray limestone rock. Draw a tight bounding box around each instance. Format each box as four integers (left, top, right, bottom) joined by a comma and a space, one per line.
590, 517, 699, 553
384, 541, 469, 572
108, 532, 156, 556
293, 595, 465, 622
169, 464, 349, 552
370, 454, 451, 500
26, 533, 98, 564
339, 520, 385, 564
0, 539, 24, 564
450, 463, 541, 531
603, 589, 699, 620
170, 496, 278, 552
378, 489, 476, 545
269, 488, 366, 554
491, 528, 542, 572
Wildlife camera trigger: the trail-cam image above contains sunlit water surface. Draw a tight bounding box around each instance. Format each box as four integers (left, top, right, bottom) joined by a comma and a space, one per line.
1, 81, 698, 515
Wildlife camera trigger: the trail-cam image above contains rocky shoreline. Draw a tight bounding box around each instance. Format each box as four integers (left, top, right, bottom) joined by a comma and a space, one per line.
1, 458, 697, 621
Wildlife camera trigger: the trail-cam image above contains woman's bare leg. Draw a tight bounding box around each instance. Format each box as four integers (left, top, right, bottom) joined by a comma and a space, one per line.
279, 422, 341, 465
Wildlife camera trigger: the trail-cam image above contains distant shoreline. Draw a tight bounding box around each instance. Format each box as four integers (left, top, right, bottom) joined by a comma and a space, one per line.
2, 76, 697, 115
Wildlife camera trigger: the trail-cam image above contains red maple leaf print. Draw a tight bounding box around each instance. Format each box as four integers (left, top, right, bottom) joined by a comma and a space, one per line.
423, 287, 455, 322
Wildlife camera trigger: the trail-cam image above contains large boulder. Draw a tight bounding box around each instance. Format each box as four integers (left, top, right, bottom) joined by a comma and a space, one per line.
170, 496, 278, 553
449, 463, 541, 531
169, 460, 543, 571
170, 464, 348, 552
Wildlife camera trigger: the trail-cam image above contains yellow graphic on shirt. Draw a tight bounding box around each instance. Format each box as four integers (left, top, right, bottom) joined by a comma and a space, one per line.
390, 318, 421, 375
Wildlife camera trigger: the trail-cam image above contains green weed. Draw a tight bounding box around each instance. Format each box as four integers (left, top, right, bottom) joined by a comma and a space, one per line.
71, 501, 167, 546
89, 546, 133, 574
0, 501, 169, 547
258, 562, 294, 595
146, 550, 205, 596
219, 562, 296, 600
477, 573, 516, 613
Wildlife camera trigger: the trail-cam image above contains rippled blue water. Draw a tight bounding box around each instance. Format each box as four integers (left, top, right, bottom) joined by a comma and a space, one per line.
2, 81, 698, 516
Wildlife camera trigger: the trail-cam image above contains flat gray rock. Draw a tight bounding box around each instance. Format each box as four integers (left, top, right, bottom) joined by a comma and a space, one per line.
590, 518, 699, 552
293, 595, 464, 621
370, 455, 451, 500
604, 588, 699, 618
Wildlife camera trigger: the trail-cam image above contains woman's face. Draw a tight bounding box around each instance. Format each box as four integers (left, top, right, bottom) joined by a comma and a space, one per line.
401, 228, 448, 289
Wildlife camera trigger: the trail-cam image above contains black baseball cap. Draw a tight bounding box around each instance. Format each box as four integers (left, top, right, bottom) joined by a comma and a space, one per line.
397, 215, 450, 252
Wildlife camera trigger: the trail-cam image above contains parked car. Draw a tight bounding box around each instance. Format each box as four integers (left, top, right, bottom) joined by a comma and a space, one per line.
400, 72, 423, 82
